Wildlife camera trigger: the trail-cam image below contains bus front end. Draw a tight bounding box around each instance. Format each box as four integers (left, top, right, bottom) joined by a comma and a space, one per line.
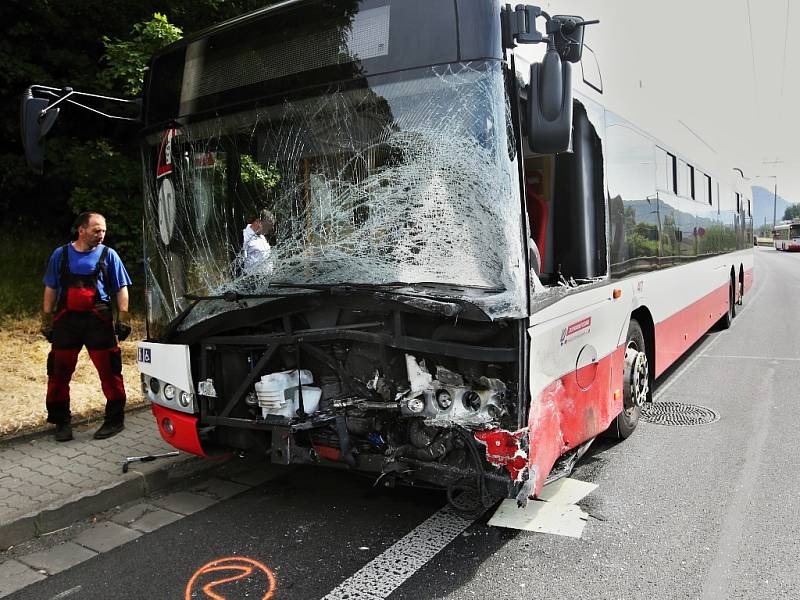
137, 0, 535, 507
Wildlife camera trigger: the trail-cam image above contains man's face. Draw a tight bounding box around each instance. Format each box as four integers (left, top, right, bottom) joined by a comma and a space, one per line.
79, 216, 106, 248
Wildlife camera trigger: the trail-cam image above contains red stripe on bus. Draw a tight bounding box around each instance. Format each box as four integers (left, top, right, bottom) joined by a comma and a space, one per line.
654, 281, 729, 377
526, 345, 625, 496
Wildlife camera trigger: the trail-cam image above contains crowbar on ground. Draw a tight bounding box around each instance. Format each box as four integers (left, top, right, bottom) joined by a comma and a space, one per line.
120, 451, 180, 473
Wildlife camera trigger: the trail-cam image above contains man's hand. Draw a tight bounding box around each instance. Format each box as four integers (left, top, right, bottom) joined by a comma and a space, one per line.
115, 310, 132, 342
40, 310, 54, 342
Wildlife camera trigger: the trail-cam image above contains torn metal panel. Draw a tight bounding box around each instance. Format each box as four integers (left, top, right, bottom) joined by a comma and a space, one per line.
488, 476, 597, 537
524, 345, 624, 497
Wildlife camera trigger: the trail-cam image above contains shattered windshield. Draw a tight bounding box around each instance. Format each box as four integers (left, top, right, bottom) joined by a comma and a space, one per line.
142, 61, 526, 335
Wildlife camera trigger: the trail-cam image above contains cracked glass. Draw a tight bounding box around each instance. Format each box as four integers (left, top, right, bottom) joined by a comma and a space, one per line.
142, 61, 526, 336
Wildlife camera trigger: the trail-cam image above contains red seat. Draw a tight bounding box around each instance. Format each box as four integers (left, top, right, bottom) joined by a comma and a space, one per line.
526, 185, 548, 266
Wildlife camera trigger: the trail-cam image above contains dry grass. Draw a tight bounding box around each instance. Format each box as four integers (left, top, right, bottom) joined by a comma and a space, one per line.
0, 316, 147, 439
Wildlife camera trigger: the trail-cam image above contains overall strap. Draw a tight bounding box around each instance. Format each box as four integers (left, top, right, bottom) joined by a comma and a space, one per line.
58, 244, 71, 282
94, 246, 109, 279
55, 244, 71, 311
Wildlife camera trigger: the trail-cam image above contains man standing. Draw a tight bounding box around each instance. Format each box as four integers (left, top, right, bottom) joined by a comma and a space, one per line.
242, 209, 275, 272
41, 212, 133, 442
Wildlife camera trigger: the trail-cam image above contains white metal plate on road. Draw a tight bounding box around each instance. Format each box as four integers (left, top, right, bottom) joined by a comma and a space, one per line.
537, 477, 599, 504
488, 477, 597, 538
488, 499, 590, 538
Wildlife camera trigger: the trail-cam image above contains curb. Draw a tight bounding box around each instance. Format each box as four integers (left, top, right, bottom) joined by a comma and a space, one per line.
0, 404, 152, 448
0, 453, 232, 550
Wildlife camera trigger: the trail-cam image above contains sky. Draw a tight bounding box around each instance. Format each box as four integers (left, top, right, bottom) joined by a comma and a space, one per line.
546, 0, 799, 203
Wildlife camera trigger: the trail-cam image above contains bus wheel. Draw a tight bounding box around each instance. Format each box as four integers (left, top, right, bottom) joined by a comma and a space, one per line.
738, 268, 744, 305
717, 280, 735, 330
614, 319, 649, 439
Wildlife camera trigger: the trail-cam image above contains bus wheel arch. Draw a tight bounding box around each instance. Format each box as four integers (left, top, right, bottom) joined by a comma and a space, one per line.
630, 307, 655, 376
610, 310, 654, 440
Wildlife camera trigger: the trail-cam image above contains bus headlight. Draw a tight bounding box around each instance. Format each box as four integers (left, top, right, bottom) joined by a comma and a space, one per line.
462, 390, 481, 411
163, 384, 176, 400
435, 389, 453, 409
178, 391, 191, 408
406, 397, 425, 413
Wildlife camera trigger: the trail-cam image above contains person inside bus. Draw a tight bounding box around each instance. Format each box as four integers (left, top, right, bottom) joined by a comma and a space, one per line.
242, 209, 275, 272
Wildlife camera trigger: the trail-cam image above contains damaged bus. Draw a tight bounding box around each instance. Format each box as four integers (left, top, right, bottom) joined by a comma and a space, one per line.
22, 1, 753, 511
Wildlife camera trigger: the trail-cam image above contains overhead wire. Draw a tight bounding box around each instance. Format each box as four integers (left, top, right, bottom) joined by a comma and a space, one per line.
780, 0, 790, 97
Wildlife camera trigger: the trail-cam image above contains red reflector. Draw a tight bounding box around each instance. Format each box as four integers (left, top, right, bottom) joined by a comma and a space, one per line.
316, 446, 341, 461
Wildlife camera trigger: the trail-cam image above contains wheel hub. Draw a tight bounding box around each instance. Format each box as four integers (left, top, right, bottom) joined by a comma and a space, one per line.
623, 346, 649, 408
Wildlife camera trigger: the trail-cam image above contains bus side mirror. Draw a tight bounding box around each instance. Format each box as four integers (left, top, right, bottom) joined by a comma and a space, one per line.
20, 88, 60, 174
527, 48, 572, 154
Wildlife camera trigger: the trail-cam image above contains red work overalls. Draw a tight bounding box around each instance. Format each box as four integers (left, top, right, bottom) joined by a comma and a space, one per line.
45, 245, 126, 425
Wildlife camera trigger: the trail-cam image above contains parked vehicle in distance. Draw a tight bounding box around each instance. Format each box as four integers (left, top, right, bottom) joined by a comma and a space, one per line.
772, 221, 800, 251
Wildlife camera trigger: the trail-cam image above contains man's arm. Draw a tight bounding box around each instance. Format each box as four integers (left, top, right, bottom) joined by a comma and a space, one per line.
114, 286, 132, 341
116, 286, 129, 312
43, 286, 58, 313
41, 286, 58, 341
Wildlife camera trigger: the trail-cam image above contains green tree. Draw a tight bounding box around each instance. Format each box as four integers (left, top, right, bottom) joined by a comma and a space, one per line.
100, 13, 182, 96
783, 204, 800, 221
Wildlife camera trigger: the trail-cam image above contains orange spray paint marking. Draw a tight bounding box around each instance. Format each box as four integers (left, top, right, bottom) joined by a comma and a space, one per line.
185, 556, 276, 600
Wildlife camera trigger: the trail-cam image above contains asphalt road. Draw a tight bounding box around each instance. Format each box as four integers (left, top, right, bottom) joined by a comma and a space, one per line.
9, 247, 800, 600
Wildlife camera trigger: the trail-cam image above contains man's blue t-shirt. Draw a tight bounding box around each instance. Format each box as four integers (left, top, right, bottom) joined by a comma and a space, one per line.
43, 244, 132, 303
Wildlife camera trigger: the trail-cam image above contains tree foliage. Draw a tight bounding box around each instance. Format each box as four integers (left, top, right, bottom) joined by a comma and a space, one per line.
783, 204, 800, 221
0, 1, 270, 283
101, 13, 183, 96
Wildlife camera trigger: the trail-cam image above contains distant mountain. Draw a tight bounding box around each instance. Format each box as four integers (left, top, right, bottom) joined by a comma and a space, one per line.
752, 185, 792, 226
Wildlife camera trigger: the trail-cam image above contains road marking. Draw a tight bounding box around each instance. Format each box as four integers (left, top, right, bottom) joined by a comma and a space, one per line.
321, 506, 476, 600
184, 556, 276, 600
699, 354, 800, 362
49, 587, 82, 600
700, 367, 774, 600
655, 264, 766, 401
654, 331, 724, 401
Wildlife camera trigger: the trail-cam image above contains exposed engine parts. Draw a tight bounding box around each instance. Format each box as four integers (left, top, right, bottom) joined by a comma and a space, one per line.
193, 304, 525, 512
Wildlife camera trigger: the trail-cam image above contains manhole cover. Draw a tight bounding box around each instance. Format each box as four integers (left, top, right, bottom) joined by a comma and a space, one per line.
640, 402, 719, 426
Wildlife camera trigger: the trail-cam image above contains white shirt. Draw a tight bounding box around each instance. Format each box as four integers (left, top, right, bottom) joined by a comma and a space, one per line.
243, 225, 272, 271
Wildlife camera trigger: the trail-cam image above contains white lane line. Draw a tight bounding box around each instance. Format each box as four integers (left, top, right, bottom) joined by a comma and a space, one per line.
321, 506, 476, 600
49, 587, 83, 600
655, 264, 767, 401
654, 331, 724, 401
700, 366, 775, 600
699, 354, 800, 362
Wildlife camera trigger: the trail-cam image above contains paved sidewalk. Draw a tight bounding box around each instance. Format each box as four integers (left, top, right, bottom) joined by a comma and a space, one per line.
0, 408, 225, 550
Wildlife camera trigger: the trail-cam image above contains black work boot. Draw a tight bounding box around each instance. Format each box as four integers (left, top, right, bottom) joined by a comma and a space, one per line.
93, 420, 124, 440
54, 422, 73, 442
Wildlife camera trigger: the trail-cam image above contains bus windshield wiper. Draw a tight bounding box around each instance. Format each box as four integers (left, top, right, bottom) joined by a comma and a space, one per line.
268, 281, 505, 294
183, 289, 321, 302
267, 281, 410, 294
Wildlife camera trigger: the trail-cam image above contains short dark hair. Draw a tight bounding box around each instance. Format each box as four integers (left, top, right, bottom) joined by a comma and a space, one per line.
72, 211, 104, 231
251, 209, 274, 224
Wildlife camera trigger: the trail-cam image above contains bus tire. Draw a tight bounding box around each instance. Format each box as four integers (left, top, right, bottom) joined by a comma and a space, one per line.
716, 280, 735, 330
612, 319, 649, 439
738, 267, 744, 305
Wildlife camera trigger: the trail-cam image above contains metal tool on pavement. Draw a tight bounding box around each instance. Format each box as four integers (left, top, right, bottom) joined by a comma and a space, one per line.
121, 451, 179, 473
